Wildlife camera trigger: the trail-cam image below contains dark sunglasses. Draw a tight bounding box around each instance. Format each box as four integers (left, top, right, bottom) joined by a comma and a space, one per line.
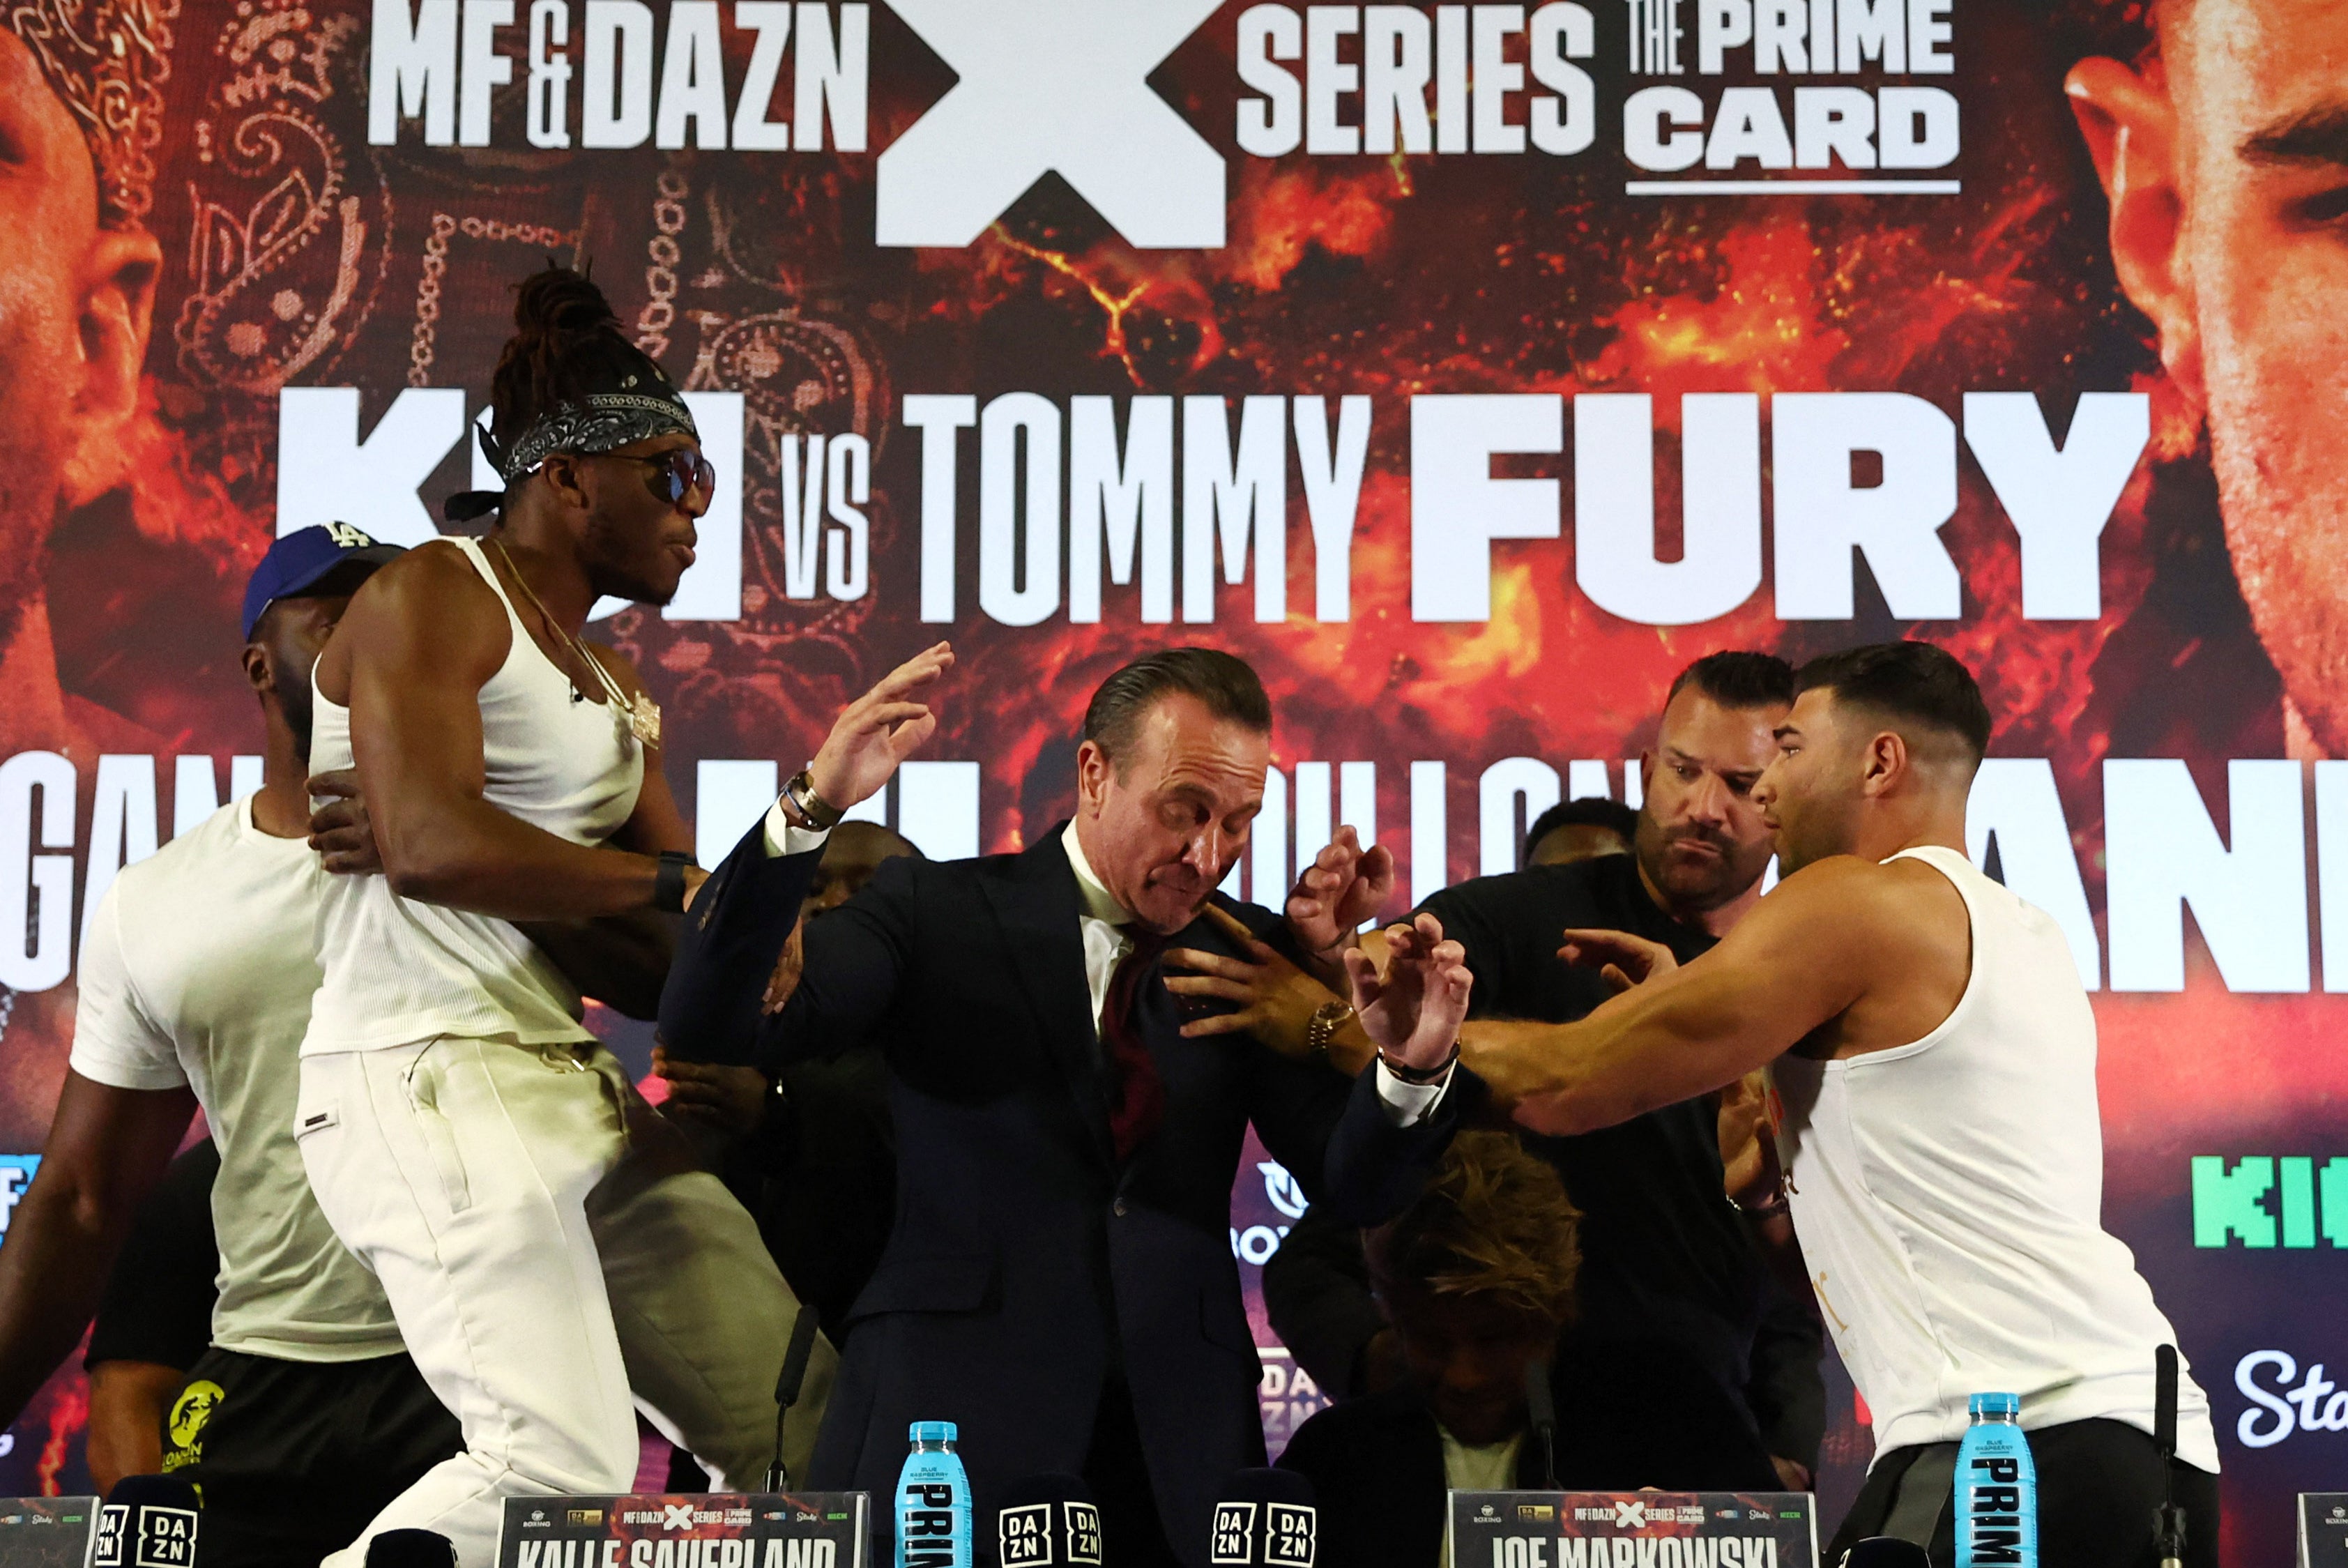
611, 448, 717, 516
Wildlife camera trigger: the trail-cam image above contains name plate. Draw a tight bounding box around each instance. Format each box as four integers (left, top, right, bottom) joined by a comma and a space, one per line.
0, 1498, 96, 1568
1449, 1492, 1818, 1568
2303, 1495, 2348, 1567
498, 1493, 870, 1568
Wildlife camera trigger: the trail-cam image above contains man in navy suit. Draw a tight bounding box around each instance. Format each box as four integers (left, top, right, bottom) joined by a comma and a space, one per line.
660, 648, 1458, 1567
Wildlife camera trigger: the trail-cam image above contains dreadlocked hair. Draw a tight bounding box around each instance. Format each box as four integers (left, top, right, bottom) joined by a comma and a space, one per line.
487, 264, 671, 454
1366, 1131, 1583, 1327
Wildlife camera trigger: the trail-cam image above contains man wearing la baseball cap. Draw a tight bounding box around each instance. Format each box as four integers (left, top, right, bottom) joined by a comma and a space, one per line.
241, 522, 406, 641
0, 522, 471, 1568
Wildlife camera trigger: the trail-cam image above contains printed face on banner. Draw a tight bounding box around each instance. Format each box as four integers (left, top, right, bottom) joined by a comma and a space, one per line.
0, 29, 146, 750
2071, 1, 2348, 754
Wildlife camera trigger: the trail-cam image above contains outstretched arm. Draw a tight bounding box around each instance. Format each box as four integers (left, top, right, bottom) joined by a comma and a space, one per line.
657, 646, 952, 1063
308, 759, 679, 1019
0, 1074, 195, 1427
1463, 860, 1885, 1136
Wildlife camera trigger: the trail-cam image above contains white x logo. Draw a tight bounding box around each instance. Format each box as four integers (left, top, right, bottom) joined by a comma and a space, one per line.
662, 1505, 696, 1531
1611, 1500, 1649, 1529
878, 0, 1226, 248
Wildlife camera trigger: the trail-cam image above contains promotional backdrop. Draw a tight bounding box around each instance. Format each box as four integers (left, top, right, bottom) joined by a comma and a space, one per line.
0, 1, 2337, 1562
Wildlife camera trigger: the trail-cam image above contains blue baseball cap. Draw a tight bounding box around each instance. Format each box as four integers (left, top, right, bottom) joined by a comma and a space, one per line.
243, 523, 404, 639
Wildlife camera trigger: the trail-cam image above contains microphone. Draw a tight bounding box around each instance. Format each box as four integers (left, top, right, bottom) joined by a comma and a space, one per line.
367, 1530, 461, 1567
1523, 1360, 1561, 1489
1836, 1542, 1928, 1567
995, 1473, 1103, 1566
1209, 1470, 1318, 1567
92, 1475, 200, 1568
765, 1303, 823, 1491
2153, 1344, 2186, 1568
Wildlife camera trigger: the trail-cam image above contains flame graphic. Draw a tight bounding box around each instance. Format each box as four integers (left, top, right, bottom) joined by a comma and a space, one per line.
36, 1381, 86, 1498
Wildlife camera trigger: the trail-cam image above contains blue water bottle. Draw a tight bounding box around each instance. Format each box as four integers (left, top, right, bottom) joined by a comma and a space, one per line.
1956, 1392, 2038, 1568
895, 1420, 973, 1568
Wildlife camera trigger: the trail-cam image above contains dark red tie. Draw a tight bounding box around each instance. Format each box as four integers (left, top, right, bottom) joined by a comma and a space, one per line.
1102, 931, 1168, 1164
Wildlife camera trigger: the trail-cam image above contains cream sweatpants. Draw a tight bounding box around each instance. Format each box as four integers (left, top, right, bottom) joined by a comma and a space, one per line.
297, 1037, 836, 1568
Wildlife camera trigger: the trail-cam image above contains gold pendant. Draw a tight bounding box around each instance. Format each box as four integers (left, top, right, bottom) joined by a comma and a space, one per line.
629, 692, 662, 750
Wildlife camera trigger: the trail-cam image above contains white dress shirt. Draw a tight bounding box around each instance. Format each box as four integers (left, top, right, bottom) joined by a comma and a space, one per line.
1062, 822, 1137, 1033
1063, 823, 1449, 1116
761, 799, 834, 860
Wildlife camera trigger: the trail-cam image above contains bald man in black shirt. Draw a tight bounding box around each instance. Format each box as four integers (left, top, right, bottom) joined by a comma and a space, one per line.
1302, 653, 1823, 1485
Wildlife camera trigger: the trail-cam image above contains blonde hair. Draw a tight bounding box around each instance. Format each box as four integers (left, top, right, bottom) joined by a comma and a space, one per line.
1366, 1132, 1582, 1326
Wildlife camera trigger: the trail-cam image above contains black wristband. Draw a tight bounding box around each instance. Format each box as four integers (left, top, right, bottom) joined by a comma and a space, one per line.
654, 850, 694, 913
782, 766, 846, 832
1380, 1040, 1460, 1086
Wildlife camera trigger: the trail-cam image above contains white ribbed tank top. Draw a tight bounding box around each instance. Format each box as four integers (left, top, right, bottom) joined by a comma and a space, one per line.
1771, 845, 2219, 1471
300, 536, 644, 1054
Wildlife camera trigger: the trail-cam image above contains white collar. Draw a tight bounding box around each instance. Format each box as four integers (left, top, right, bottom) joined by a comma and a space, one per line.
1060, 820, 1134, 928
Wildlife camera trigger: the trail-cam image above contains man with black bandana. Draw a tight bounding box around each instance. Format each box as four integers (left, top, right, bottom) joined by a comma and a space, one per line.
296, 266, 949, 1567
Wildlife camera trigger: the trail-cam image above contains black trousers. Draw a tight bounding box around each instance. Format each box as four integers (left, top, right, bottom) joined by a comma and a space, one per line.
162, 1346, 463, 1568
1827, 1417, 2219, 1568
1082, 1376, 1182, 1568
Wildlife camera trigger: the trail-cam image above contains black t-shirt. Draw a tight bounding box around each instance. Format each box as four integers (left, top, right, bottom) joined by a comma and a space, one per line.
1419, 854, 1765, 1398
1279, 1337, 1781, 1568
86, 1139, 220, 1372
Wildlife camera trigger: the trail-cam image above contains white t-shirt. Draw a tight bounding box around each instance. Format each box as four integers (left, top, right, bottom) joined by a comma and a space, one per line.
1439, 1429, 1523, 1567
71, 798, 404, 1362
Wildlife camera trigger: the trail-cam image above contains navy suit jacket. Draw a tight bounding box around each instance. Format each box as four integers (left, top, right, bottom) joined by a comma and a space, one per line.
660, 822, 1404, 1566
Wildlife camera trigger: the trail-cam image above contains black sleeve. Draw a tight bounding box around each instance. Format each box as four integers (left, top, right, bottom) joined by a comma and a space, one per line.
656, 816, 827, 1065
1261, 1204, 1385, 1401
752, 854, 925, 1074
1316, 1063, 1490, 1227
1415, 883, 1510, 1009
1746, 1267, 1827, 1473
85, 1141, 220, 1373
1553, 1339, 1783, 1492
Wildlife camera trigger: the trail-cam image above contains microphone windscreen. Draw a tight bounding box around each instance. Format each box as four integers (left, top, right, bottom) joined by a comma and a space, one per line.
776, 1304, 822, 1407
996, 1474, 1101, 1566
367, 1529, 462, 1568
1210, 1469, 1318, 1567
1524, 1360, 1557, 1432
93, 1475, 201, 1568
2154, 1344, 2179, 1454
1838, 1539, 1930, 1568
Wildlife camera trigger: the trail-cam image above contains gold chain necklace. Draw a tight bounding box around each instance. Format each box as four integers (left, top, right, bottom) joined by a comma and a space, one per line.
487, 537, 662, 750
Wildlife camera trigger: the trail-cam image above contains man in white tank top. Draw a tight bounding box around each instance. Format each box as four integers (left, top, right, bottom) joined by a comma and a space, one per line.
1352, 641, 2219, 1567
297, 266, 953, 1568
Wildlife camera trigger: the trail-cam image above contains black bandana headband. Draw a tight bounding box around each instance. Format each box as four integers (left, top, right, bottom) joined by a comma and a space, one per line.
444, 379, 699, 524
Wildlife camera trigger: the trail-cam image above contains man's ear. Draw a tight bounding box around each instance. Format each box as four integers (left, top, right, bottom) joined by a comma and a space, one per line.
1074, 739, 1110, 814
1638, 747, 1656, 800
58, 226, 162, 508
538, 451, 593, 511
241, 641, 273, 697
1859, 731, 1907, 797
2066, 56, 2203, 413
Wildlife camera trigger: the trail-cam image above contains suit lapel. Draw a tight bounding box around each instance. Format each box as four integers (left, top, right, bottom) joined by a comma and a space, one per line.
979, 825, 1115, 1170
